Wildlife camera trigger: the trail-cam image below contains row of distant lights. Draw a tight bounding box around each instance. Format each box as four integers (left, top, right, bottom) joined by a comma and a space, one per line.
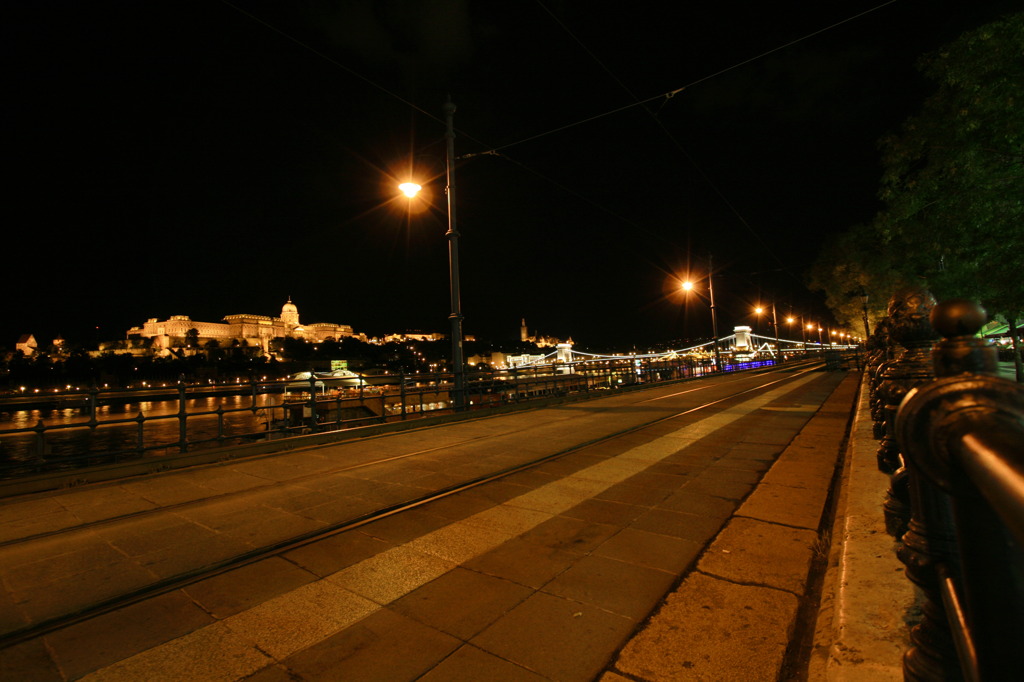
17, 377, 276, 393
681, 282, 861, 342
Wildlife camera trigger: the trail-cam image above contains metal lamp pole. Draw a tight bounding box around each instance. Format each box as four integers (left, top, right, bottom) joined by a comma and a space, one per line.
444, 97, 466, 410
708, 254, 721, 371
771, 302, 780, 363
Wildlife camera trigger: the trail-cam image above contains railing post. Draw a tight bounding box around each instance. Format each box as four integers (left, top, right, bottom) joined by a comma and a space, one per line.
177, 381, 188, 453
307, 374, 318, 428
32, 419, 46, 462
400, 372, 407, 420
87, 384, 99, 420
135, 412, 146, 459
873, 289, 940, 544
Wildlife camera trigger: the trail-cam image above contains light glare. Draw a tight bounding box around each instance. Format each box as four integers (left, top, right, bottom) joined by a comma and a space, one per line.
398, 182, 422, 198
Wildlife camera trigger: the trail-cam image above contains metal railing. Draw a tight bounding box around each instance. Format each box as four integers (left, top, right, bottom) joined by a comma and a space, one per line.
0, 353, 827, 480
891, 298, 1024, 680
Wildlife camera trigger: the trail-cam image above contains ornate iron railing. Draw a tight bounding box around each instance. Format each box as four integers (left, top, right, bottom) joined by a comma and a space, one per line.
887, 297, 1024, 680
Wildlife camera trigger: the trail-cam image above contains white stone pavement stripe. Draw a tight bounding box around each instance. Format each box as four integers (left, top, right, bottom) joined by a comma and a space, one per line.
83, 373, 821, 681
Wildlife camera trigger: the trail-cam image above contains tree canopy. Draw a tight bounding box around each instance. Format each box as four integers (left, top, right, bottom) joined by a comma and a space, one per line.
874, 11, 1023, 317
811, 12, 1023, 359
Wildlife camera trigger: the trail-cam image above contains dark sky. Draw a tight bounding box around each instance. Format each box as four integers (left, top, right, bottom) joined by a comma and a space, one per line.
4, 1, 1016, 350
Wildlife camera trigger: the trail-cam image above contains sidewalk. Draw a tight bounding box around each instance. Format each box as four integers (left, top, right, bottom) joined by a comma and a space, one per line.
807, 376, 917, 680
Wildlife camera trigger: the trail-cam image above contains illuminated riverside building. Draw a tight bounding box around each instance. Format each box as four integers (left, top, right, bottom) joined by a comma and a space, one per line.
126, 298, 357, 354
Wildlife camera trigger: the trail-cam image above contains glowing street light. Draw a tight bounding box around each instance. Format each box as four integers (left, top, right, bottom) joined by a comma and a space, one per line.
398, 182, 422, 198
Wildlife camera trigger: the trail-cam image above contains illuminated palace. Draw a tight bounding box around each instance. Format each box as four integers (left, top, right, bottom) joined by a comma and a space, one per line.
126, 298, 357, 353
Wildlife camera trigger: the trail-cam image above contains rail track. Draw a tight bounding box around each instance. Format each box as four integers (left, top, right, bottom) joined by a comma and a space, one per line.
0, 360, 829, 651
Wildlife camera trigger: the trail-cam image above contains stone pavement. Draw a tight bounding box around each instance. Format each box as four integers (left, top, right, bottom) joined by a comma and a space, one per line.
604, 371, 861, 681
0, 366, 884, 681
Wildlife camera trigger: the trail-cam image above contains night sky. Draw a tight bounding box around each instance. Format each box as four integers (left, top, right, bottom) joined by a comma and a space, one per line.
5, 1, 1016, 350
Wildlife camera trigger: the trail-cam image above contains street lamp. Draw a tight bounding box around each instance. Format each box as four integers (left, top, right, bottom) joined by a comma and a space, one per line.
681, 254, 721, 370
397, 98, 466, 410
754, 303, 781, 363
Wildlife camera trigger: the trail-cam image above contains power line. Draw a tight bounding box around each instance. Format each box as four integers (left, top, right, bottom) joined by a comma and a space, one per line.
492, 0, 898, 154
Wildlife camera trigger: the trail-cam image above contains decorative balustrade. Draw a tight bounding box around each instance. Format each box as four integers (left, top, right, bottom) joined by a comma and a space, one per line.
891, 298, 1024, 680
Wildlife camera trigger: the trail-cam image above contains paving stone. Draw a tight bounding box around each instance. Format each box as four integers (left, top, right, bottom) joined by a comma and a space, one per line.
134, 532, 250, 579
630, 507, 726, 544
184, 468, 270, 494
593, 479, 673, 507
183, 556, 317, 619
356, 508, 453, 544
471, 591, 635, 682
293, 495, 376, 525
613, 572, 799, 682
420, 644, 548, 681
561, 498, 648, 526
543, 554, 676, 621
0, 638, 62, 681
282, 607, 461, 681
593, 527, 703, 574
259, 488, 336, 515
3, 534, 134, 592
44, 591, 216, 679
12, 560, 159, 627
738, 482, 829, 530
391, 566, 533, 640
281, 528, 392, 578
82, 620, 270, 681
462, 537, 578, 589
236, 663, 295, 682
0, 498, 81, 543
679, 476, 755, 500
698, 517, 818, 594
119, 477, 214, 507
518, 516, 619, 555
222, 580, 378, 661
657, 489, 738, 518
94, 515, 222, 557
328, 545, 456, 605
57, 487, 158, 523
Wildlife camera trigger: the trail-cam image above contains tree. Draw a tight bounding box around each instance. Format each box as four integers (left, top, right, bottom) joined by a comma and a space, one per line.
808, 223, 913, 338
873, 12, 1024, 379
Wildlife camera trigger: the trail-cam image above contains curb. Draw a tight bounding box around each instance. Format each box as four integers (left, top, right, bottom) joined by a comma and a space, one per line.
807, 374, 917, 681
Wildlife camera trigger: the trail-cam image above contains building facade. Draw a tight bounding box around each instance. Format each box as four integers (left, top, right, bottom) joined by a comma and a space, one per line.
126, 299, 355, 354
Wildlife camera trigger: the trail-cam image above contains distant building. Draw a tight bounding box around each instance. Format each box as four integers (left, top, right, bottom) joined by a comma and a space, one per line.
15, 334, 37, 356
382, 331, 446, 344
126, 298, 357, 354
520, 318, 572, 348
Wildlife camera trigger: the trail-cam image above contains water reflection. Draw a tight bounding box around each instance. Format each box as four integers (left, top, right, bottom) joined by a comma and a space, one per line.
0, 394, 283, 463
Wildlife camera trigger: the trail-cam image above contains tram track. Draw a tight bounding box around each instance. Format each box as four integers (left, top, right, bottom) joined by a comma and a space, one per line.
0, 366, 797, 549
0, 362, 826, 650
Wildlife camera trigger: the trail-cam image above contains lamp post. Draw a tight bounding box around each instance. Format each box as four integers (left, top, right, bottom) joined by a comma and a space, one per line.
755, 303, 781, 362
443, 98, 466, 410
398, 97, 466, 410
681, 253, 721, 371
788, 314, 807, 354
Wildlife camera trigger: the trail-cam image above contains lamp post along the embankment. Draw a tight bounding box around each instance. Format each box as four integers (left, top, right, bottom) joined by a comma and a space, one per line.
444, 98, 466, 410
